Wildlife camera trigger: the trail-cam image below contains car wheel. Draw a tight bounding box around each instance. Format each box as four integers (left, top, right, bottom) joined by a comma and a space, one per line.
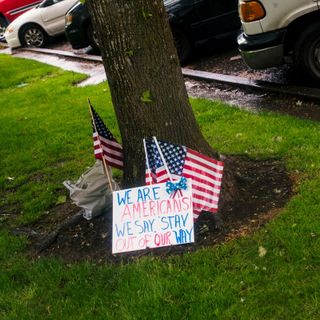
20, 24, 47, 48
172, 28, 191, 65
294, 22, 320, 82
0, 17, 8, 40
87, 23, 99, 52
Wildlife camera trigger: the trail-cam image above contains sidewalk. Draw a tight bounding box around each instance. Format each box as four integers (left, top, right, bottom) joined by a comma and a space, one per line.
1, 46, 106, 87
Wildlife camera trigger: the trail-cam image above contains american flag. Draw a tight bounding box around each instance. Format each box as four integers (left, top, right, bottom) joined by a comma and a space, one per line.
90, 103, 124, 170
145, 139, 224, 220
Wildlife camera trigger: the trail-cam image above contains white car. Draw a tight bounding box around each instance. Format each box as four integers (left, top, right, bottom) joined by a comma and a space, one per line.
4, 0, 78, 48
237, 0, 320, 81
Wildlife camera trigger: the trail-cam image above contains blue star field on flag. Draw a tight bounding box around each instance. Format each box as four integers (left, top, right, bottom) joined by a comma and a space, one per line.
91, 107, 116, 141
145, 140, 187, 176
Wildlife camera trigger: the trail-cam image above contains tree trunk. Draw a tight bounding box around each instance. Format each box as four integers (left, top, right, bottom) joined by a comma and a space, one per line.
86, 0, 219, 187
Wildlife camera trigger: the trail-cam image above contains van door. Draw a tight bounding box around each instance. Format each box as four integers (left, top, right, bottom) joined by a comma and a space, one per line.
40, 0, 76, 35
192, 0, 240, 42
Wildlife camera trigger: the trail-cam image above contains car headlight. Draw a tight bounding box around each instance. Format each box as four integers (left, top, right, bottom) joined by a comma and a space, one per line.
6, 25, 15, 33
65, 14, 73, 27
239, 0, 266, 22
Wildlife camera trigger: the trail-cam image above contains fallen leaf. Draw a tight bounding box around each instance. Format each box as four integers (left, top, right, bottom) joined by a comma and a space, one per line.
258, 246, 267, 257
230, 55, 242, 61
16, 83, 28, 88
56, 195, 67, 205
272, 136, 283, 142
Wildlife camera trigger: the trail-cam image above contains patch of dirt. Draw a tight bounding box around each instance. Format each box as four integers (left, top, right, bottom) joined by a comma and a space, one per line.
22, 157, 293, 263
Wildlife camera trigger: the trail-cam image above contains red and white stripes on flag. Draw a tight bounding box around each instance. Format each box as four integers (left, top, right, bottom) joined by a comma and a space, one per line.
90, 103, 124, 170
144, 139, 224, 220
93, 132, 124, 169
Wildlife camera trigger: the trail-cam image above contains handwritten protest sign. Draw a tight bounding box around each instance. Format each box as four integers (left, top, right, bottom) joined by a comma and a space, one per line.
112, 180, 194, 254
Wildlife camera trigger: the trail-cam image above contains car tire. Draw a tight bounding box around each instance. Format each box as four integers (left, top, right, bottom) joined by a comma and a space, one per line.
87, 23, 99, 52
294, 22, 320, 82
0, 16, 8, 39
172, 27, 191, 65
20, 24, 47, 48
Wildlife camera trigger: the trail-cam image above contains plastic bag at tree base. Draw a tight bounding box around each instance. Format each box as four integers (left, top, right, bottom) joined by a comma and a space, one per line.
63, 161, 118, 220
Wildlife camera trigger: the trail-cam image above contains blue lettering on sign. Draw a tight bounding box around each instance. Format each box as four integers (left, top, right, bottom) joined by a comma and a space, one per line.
160, 216, 170, 230
137, 186, 161, 202
152, 186, 161, 200
117, 190, 133, 205
143, 219, 155, 233
134, 219, 156, 234
115, 221, 133, 237
174, 215, 181, 228
137, 187, 151, 202
181, 213, 189, 227
134, 220, 144, 234
160, 213, 189, 230
173, 228, 193, 244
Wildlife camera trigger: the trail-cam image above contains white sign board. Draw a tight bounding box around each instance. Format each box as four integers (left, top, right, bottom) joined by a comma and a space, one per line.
112, 180, 194, 254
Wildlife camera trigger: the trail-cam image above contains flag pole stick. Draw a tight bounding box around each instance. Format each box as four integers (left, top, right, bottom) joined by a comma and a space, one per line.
152, 136, 173, 182
88, 98, 114, 192
143, 138, 153, 185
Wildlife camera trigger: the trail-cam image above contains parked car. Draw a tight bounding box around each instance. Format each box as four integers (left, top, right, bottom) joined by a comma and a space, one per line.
4, 0, 78, 48
65, 0, 241, 63
65, 1, 98, 52
0, 0, 41, 39
237, 0, 320, 81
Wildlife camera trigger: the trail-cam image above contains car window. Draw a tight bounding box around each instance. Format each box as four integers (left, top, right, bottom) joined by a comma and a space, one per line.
39, 0, 64, 7
39, 0, 53, 7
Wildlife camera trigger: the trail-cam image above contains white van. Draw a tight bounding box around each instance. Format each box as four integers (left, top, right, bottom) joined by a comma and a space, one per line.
237, 0, 320, 81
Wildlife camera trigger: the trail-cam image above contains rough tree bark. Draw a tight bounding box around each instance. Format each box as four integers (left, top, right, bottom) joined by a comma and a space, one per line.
86, 0, 220, 183
86, 0, 235, 213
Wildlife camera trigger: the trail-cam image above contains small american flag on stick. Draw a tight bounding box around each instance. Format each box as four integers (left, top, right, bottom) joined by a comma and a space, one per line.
144, 138, 224, 220
89, 101, 124, 170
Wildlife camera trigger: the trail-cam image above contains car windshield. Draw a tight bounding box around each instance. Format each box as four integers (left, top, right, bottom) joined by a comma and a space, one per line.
39, 0, 54, 8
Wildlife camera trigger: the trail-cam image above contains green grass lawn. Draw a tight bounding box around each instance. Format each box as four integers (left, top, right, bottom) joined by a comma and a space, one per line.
0, 54, 319, 319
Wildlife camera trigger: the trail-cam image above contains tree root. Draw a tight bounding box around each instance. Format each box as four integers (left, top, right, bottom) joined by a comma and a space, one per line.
36, 210, 84, 253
